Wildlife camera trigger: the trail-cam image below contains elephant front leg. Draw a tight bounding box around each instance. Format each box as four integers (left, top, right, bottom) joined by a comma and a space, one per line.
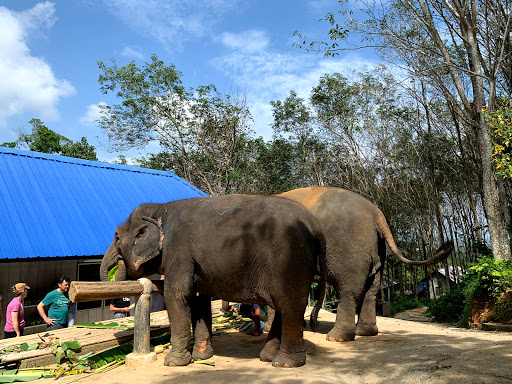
191, 294, 214, 361
164, 297, 193, 366
327, 296, 356, 342
356, 275, 380, 336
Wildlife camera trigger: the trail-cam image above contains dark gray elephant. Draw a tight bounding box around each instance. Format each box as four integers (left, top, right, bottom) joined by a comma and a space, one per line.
100, 194, 326, 368
272, 186, 453, 342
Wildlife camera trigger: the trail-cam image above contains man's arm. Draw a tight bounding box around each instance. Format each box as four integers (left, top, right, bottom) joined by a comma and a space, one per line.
109, 303, 130, 314
37, 302, 55, 325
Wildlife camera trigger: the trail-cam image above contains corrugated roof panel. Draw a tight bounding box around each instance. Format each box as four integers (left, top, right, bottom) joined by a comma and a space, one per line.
0, 147, 208, 259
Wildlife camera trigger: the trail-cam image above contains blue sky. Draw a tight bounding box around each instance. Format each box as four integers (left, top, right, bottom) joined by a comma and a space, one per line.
0, 0, 377, 162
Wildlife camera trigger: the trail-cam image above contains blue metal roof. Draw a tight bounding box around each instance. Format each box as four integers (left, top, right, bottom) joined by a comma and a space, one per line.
0, 147, 208, 259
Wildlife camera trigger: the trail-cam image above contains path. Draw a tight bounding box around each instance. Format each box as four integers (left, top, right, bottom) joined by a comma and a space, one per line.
44, 309, 512, 384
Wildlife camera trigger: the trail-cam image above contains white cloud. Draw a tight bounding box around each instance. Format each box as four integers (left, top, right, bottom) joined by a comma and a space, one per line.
212, 51, 377, 139
102, 0, 244, 51
80, 102, 107, 126
0, 2, 75, 126
219, 30, 269, 54
121, 47, 145, 60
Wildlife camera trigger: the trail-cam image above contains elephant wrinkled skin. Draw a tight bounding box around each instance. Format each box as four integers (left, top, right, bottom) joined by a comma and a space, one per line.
100, 194, 326, 368
276, 186, 453, 342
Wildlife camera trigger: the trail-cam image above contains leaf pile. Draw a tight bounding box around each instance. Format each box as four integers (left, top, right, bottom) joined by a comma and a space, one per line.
212, 313, 255, 334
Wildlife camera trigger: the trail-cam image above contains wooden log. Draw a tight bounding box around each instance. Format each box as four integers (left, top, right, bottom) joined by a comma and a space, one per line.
69, 280, 164, 302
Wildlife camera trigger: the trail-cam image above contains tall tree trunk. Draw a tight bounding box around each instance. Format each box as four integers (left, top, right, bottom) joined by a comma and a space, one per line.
470, 51, 511, 259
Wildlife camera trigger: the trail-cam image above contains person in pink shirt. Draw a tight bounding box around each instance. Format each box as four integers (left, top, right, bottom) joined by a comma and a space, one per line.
4, 283, 29, 338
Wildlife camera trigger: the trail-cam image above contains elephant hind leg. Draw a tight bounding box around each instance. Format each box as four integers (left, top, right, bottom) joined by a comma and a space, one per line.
192, 340, 214, 361
355, 274, 380, 337
271, 310, 307, 368
263, 306, 275, 333
260, 311, 281, 362
327, 296, 357, 342
191, 294, 214, 360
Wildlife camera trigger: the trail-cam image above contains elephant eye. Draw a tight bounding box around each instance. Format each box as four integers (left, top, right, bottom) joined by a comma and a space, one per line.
135, 225, 147, 238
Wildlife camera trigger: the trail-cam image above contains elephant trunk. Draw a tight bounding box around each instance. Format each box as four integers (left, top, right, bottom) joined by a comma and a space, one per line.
100, 239, 126, 281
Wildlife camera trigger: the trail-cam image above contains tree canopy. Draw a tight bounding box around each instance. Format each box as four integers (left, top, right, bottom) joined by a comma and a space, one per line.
0, 118, 98, 161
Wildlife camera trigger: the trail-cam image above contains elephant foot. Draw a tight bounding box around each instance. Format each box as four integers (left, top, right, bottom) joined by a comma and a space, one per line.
356, 322, 378, 336
260, 339, 281, 362
326, 326, 355, 342
192, 340, 214, 360
271, 349, 306, 368
164, 350, 192, 366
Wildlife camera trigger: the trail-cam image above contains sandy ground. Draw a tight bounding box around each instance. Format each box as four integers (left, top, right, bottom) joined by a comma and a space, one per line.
49, 309, 512, 384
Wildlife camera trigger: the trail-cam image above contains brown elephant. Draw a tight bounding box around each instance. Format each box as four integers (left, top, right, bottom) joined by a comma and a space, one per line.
100, 194, 326, 367
272, 186, 453, 342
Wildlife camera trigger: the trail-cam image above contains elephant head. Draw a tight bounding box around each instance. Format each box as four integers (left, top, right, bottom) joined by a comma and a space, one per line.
100, 206, 165, 281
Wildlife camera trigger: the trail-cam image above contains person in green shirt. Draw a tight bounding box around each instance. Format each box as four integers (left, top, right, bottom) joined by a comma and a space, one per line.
37, 276, 71, 331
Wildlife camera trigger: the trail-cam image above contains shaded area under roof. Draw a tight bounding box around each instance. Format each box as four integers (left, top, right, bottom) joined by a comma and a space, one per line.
0, 147, 208, 259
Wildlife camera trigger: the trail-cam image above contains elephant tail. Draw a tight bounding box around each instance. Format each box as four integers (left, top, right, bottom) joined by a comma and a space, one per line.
375, 211, 454, 265
309, 274, 326, 332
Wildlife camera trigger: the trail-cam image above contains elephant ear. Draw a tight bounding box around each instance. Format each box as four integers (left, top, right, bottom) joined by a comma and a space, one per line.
131, 216, 165, 271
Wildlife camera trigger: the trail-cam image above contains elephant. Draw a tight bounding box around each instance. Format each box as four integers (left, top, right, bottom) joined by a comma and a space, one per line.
269, 186, 453, 342
100, 194, 326, 368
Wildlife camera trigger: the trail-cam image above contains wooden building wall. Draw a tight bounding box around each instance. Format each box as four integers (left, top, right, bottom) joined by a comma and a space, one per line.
0, 257, 113, 338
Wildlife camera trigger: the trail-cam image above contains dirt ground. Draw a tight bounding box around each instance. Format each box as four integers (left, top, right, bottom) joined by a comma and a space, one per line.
50, 309, 512, 384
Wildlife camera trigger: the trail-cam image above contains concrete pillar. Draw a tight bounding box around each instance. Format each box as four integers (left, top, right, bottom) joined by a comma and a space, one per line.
125, 278, 157, 366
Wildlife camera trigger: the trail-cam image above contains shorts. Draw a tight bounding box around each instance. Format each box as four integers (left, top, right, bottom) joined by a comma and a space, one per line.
4, 329, 24, 338
48, 323, 67, 331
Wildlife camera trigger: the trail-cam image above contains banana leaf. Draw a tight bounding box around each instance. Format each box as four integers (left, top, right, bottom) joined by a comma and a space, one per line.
87, 343, 134, 368
61, 339, 81, 351
73, 322, 125, 329
108, 266, 118, 282
0, 369, 53, 383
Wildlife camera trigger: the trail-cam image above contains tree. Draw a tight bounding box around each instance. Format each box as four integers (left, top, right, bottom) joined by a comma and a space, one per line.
1, 119, 98, 161
0, 141, 16, 148
61, 137, 98, 161
23, 118, 70, 153
271, 91, 327, 187
249, 138, 303, 194
295, 0, 512, 260
97, 55, 255, 195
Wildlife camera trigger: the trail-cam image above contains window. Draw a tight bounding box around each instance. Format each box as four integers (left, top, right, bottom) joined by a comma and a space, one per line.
76, 262, 102, 310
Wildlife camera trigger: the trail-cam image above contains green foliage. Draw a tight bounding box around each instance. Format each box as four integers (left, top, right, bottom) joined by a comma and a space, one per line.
52, 338, 82, 365
472, 240, 492, 257
3, 118, 98, 161
61, 137, 98, 161
97, 55, 255, 195
462, 256, 512, 299
491, 295, 512, 323
424, 257, 512, 327
0, 369, 54, 383
107, 265, 118, 281
73, 322, 133, 330
425, 290, 466, 323
323, 285, 338, 312
25, 118, 70, 154
485, 100, 512, 177
0, 342, 40, 355
389, 292, 428, 315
